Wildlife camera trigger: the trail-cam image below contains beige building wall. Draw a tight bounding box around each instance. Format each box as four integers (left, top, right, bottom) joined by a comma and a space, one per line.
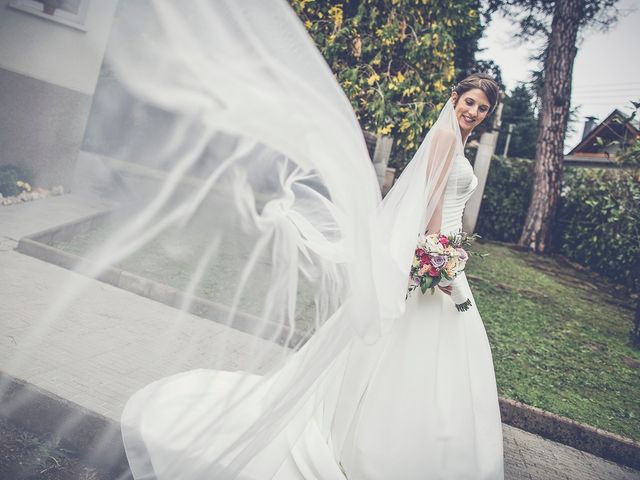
0, 0, 118, 188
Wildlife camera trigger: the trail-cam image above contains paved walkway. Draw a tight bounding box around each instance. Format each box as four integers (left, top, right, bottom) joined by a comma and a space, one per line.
1, 194, 639, 480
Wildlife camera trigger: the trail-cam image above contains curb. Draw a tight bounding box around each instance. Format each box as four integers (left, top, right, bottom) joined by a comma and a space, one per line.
499, 396, 640, 470
16, 212, 312, 348
0, 372, 131, 478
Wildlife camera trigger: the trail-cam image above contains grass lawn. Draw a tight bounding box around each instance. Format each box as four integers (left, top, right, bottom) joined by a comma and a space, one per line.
51, 215, 318, 331
466, 240, 640, 441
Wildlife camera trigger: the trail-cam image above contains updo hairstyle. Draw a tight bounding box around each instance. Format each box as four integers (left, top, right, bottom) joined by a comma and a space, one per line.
452, 73, 500, 114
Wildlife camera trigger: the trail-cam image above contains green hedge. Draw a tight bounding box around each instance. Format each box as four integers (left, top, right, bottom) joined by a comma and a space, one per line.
475, 156, 533, 243
556, 168, 640, 292
476, 156, 640, 292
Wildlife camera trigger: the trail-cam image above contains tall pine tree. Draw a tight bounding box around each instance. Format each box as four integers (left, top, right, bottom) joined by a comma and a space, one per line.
488, 0, 618, 252
496, 83, 538, 159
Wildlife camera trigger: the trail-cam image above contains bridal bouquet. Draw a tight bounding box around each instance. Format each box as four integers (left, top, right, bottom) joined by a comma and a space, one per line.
407, 231, 477, 312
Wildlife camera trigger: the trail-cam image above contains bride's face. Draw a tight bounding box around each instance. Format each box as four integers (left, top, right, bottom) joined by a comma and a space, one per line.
451, 88, 491, 137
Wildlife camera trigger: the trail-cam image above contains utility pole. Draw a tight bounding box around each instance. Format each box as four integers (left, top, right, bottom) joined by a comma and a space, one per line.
462, 97, 504, 234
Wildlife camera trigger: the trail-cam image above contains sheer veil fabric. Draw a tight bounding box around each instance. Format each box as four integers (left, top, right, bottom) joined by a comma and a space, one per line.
65, 0, 503, 478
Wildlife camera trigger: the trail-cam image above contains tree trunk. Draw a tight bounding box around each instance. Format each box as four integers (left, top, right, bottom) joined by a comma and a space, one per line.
518, 0, 581, 252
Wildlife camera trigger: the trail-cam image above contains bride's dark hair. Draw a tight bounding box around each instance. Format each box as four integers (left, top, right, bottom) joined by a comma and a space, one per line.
452, 73, 500, 113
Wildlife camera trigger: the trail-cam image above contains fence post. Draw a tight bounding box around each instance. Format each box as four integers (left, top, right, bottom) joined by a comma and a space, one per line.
363, 131, 394, 193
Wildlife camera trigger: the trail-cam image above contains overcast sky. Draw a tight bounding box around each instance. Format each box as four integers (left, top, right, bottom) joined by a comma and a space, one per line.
477, 0, 640, 152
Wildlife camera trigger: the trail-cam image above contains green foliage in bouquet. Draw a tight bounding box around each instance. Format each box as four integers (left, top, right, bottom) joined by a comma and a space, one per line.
290, 0, 483, 169
475, 156, 534, 243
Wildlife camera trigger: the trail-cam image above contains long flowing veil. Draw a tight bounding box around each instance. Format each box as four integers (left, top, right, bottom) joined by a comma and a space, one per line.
3, 0, 463, 478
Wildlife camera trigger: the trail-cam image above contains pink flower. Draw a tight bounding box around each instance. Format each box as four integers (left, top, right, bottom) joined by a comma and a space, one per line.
428, 266, 440, 277
439, 235, 449, 246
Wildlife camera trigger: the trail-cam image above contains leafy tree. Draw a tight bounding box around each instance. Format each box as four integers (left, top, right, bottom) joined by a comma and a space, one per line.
487, 0, 618, 252
290, 0, 485, 169
496, 83, 539, 159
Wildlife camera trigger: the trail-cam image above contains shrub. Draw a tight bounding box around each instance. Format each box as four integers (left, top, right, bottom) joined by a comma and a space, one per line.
476, 156, 640, 292
556, 167, 640, 292
0, 165, 33, 197
475, 156, 533, 243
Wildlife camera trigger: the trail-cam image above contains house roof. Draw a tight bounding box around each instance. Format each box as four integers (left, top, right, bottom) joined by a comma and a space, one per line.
568, 109, 639, 156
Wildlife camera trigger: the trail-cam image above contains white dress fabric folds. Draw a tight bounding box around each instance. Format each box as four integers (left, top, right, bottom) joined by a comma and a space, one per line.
83, 0, 506, 478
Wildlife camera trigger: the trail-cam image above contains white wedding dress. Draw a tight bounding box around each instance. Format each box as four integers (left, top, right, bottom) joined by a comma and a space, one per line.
338, 153, 504, 479
121, 152, 504, 480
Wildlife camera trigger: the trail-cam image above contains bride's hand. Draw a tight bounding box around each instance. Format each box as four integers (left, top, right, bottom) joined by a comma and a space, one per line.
437, 284, 453, 296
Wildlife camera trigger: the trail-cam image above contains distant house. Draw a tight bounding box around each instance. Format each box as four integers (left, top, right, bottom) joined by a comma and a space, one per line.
565, 109, 640, 168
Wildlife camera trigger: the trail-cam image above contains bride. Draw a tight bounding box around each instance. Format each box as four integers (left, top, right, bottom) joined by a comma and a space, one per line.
102, 1, 503, 478
336, 73, 504, 479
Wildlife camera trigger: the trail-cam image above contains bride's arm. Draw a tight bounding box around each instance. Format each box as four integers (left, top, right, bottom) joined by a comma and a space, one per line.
423, 127, 457, 235
425, 201, 444, 235
421, 127, 458, 297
